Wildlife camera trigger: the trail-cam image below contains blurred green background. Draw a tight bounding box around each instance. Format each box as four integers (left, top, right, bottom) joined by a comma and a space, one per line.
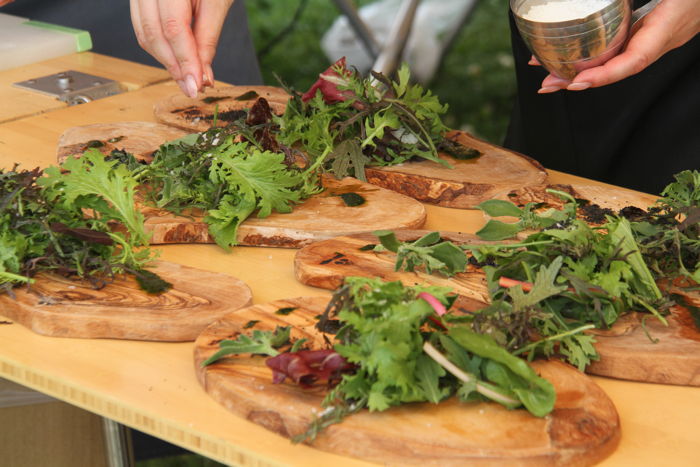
138, 1, 514, 465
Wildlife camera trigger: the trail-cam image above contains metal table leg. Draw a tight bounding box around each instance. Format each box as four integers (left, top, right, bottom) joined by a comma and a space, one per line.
102, 418, 134, 467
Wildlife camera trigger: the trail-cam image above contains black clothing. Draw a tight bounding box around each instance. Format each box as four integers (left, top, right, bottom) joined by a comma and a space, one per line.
4, 0, 263, 85
504, 5, 700, 195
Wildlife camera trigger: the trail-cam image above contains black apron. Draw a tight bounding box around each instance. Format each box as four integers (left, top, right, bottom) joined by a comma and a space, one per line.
4, 0, 263, 85
504, 1, 700, 195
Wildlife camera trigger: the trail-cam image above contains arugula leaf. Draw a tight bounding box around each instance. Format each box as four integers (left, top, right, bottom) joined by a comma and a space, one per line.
40, 150, 149, 245
202, 326, 291, 365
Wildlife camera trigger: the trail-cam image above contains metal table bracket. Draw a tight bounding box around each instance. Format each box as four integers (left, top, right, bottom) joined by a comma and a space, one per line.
13, 70, 123, 106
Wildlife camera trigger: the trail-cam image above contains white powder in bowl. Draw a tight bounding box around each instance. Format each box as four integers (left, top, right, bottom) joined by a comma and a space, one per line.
522, 0, 611, 22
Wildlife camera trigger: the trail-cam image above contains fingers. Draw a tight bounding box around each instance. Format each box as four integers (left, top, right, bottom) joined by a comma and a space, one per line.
158, 0, 203, 95
538, 74, 571, 94
569, 17, 669, 89
533, 0, 700, 93
192, 0, 234, 85
130, 0, 203, 97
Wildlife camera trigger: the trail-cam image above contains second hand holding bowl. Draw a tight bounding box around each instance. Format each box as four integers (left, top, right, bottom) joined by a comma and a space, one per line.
511, 0, 662, 80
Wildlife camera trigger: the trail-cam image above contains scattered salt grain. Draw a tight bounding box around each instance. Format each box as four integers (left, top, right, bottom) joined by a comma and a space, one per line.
522, 0, 610, 22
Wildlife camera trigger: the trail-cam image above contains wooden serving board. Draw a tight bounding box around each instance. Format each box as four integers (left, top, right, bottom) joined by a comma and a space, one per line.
152, 88, 547, 210
56, 124, 427, 248
587, 295, 700, 387
153, 85, 290, 132
193, 297, 620, 466
364, 131, 548, 209
294, 230, 491, 309
500, 183, 656, 215
0, 261, 252, 342
56, 122, 188, 164
140, 176, 427, 248
295, 232, 700, 387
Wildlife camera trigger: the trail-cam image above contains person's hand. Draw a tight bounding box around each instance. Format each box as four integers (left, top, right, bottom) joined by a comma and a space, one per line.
130, 0, 234, 98
537, 0, 700, 93
0, 1, 15, 6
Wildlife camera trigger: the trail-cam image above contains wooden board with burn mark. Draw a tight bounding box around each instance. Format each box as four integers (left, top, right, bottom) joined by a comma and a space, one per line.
364, 131, 548, 209
295, 232, 700, 387
294, 230, 492, 309
56, 122, 188, 164
153, 86, 290, 132
142, 176, 427, 248
194, 297, 620, 466
0, 261, 252, 341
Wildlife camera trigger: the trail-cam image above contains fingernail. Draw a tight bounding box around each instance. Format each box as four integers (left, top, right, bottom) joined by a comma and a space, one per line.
204, 65, 214, 87
538, 86, 561, 94
567, 82, 591, 91
185, 74, 198, 98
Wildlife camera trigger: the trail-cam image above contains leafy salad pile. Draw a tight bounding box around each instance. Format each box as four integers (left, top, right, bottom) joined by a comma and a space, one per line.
279, 58, 480, 181
112, 125, 318, 250
204, 277, 556, 442
0, 153, 168, 295
369, 170, 700, 370
3, 61, 472, 293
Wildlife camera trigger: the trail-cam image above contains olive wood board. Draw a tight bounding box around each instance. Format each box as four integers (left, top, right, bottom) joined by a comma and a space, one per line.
140, 176, 426, 247
587, 293, 700, 387
55, 125, 427, 248
294, 230, 492, 309
0, 261, 252, 342
153, 85, 291, 132
497, 183, 656, 219
193, 296, 620, 466
294, 231, 700, 387
152, 86, 548, 210
56, 121, 188, 164
364, 130, 548, 209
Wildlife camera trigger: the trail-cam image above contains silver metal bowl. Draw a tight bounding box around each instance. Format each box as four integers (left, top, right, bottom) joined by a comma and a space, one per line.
511, 0, 660, 79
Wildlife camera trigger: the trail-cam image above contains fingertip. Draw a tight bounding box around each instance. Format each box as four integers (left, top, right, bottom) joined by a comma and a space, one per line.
203, 64, 215, 87
184, 74, 199, 98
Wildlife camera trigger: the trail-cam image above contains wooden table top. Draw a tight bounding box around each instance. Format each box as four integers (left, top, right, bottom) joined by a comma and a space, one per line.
0, 52, 169, 124
0, 55, 698, 467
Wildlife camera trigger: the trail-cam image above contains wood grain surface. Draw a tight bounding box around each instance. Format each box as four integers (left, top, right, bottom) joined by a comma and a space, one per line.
499, 183, 656, 214
0, 261, 252, 341
0, 53, 169, 124
587, 303, 700, 386
194, 297, 620, 466
153, 89, 547, 210
364, 131, 548, 208
142, 176, 427, 248
55, 124, 426, 248
295, 232, 700, 387
294, 230, 491, 309
56, 121, 188, 164
0, 65, 697, 467
153, 85, 290, 132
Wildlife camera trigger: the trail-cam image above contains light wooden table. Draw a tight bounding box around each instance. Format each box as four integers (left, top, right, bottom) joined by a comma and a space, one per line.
0, 55, 698, 467
0, 52, 169, 124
